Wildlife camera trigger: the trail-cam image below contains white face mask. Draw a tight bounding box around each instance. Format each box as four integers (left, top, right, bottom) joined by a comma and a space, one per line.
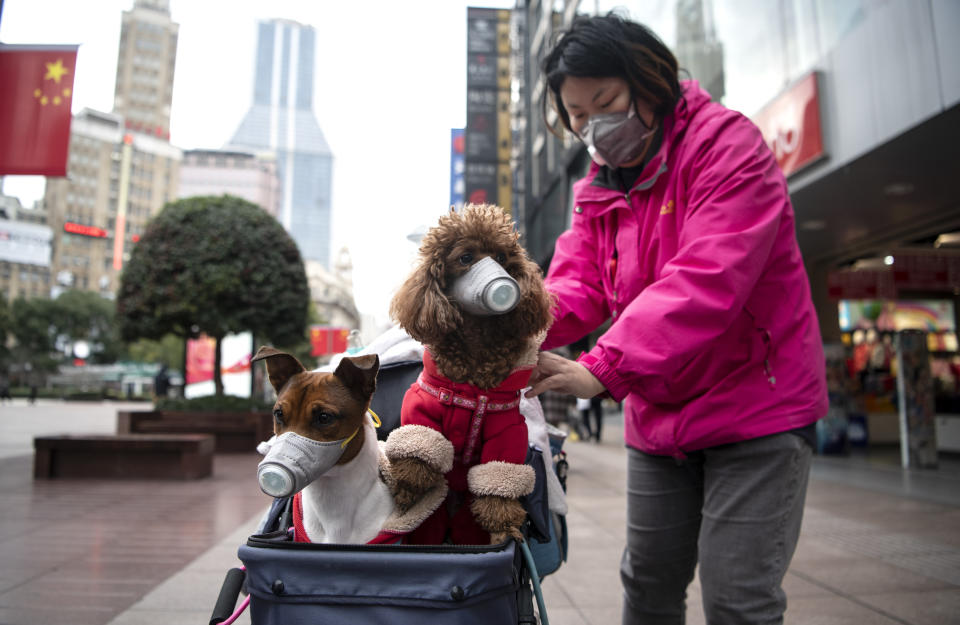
448, 256, 520, 316
256, 429, 358, 498
580, 106, 657, 168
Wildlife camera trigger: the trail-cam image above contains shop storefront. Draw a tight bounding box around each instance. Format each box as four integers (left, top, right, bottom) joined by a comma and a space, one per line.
825, 254, 960, 465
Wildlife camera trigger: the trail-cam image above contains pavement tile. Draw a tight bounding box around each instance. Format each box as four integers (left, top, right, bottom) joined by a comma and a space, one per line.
862, 588, 960, 625
538, 606, 589, 625
789, 549, 955, 595
783, 593, 910, 624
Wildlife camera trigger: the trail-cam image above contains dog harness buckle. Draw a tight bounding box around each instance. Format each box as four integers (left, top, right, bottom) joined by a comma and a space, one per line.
437, 387, 453, 405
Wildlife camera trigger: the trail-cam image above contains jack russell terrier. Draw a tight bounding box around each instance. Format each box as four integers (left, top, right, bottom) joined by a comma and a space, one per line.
252, 347, 446, 544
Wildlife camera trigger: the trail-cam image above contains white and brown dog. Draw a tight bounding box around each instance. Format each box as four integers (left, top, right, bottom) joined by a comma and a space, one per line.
252, 346, 445, 544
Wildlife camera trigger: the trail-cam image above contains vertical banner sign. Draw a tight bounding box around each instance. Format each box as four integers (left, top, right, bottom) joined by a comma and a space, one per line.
113, 134, 134, 271
0, 44, 79, 176
465, 8, 512, 214
450, 128, 465, 212
895, 330, 939, 469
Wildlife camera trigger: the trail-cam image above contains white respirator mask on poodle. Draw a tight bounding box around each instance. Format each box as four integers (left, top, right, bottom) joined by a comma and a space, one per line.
448, 256, 520, 316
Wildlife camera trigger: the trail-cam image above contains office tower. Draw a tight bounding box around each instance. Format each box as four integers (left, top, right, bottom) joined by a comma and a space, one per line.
227, 19, 333, 267
112, 0, 179, 138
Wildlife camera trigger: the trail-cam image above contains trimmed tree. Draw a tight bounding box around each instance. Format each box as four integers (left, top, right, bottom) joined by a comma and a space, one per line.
116, 195, 309, 396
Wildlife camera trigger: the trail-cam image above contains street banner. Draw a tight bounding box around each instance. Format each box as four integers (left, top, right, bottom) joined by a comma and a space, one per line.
0, 44, 79, 176
184, 332, 253, 398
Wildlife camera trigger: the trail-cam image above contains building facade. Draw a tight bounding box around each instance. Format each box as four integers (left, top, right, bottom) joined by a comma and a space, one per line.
178, 149, 281, 218
304, 248, 360, 331
112, 0, 179, 139
228, 19, 334, 267
43, 109, 180, 297
0, 192, 52, 301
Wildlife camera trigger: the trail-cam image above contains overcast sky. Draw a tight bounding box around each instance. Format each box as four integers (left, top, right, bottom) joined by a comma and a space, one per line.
0, 0, 515, 330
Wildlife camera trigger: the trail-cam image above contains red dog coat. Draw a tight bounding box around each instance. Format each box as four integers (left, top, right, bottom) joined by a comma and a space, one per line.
401, 350, 531, 545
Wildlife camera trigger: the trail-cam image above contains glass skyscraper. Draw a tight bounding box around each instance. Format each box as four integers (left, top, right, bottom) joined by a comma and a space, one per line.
228, 19, 333, 267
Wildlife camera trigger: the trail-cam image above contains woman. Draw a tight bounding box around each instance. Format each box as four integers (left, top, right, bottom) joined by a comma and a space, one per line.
525, 13, 828, 624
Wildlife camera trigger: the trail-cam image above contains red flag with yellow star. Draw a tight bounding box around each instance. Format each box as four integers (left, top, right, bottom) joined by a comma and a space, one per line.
0, 44, 79, 176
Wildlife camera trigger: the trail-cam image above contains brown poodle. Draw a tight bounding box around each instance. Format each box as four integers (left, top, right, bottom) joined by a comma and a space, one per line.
385, 203, 554, 545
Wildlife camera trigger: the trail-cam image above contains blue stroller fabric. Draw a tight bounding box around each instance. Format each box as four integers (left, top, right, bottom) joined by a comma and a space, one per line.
239, 538, 523, 624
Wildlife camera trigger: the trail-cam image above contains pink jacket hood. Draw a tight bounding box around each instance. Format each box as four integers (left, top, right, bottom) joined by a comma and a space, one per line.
543, 81, 827, 457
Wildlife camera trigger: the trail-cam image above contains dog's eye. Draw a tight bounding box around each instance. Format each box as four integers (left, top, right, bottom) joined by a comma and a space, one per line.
458, 253, 473, 266
312, 408, 337, 427
272, 408, 284, 425
496, 252, 507, 264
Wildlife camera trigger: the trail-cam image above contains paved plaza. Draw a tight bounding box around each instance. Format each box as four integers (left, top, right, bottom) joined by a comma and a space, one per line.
0, 399, 958, 624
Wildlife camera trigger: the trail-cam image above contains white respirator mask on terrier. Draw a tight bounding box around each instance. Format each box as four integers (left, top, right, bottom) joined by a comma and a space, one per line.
580, 105, 657, 169
448, 256, 520, 316
255, 428, 358, 498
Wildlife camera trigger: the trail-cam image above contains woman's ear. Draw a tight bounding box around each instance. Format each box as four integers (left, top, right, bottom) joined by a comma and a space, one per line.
390, 255, 461, 345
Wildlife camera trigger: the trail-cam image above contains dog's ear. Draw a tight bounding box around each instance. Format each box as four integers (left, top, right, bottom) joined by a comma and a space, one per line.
334, 354, 380, 400
252, 346, 306, 394
510, 258, 556, 337
389, 256, 461, 344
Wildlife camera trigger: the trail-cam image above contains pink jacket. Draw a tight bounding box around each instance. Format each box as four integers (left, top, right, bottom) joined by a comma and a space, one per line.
543, 81, 827, 457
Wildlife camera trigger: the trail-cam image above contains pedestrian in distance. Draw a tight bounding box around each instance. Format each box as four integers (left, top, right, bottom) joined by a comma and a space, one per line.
525, 13, 828, 625
576, 395, 604, 443
154, 365, 170, 400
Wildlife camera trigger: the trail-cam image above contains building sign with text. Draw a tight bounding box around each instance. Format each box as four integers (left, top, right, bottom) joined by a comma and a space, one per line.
465, 7, 512, 213
751, 72, 825, 178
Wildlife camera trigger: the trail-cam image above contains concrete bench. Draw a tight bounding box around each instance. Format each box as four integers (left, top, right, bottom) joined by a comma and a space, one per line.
117, 410, 272, 453
34, 434, 215, 480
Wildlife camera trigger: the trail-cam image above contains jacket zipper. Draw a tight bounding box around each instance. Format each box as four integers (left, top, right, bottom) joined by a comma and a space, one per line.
744, 308, 777, 388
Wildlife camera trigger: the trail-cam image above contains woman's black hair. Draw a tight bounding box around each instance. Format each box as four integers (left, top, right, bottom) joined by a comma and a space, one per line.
540, 12, 682, 136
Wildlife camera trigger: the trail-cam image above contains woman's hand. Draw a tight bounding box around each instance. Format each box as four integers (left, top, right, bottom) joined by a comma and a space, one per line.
525, 350, 606, 399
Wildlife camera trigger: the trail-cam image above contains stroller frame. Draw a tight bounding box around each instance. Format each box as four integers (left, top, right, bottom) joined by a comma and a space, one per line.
209, 358, 566, 625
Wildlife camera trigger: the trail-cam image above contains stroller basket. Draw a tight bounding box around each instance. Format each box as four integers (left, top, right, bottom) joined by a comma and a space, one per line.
238, 535, 527, 624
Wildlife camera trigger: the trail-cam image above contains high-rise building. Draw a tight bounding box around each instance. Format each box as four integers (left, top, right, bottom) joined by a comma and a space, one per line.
43, 109, 180, 297
227, 19, 333, 267
38, 0, 182, 300
112, 0, 179, 139
178, 149, 281, 218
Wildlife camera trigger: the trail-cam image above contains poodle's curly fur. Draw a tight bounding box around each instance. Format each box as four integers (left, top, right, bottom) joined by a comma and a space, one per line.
390, 204, 554, 389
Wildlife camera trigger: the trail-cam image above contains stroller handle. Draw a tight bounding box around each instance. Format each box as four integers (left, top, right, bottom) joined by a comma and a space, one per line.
209, 567, 246, 625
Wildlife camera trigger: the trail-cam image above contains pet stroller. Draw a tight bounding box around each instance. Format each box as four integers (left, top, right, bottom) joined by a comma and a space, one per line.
209, 355, 569, 625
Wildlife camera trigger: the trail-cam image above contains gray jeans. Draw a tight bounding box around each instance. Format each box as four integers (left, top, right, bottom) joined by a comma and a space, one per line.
621, 431, 812, 625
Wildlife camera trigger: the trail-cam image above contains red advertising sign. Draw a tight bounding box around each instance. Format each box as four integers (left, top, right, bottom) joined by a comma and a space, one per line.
310, 326, 349, 357
64, 222, 108, 237
827, 269, 896, 300
890, 252, 960, 291
751, 72, 825, 178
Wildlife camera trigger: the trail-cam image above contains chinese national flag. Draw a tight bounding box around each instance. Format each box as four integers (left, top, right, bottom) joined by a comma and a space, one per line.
0, 44, 79, 176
